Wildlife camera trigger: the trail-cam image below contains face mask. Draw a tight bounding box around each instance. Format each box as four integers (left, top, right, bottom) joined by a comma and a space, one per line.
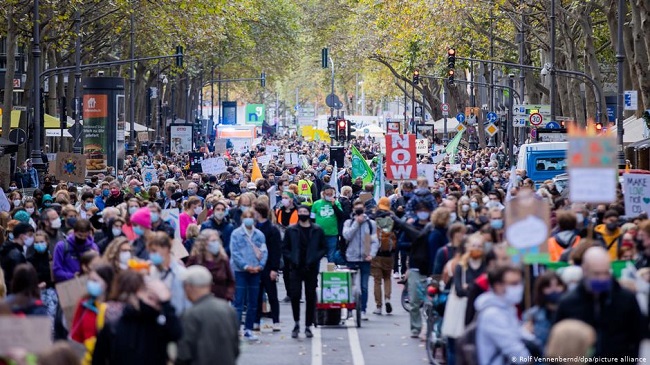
243, 218, 255, 228
85, 202, 94, 210
470, 185, 478, 190
241, 206, 249, 213
50, 219, 62, 229
450, 213, 457, 222
8, 233, 14, 241
504, 283, 524, 305
403, 192, 413, 199
103, 189, 110, 197
26, 208, 35, 214
13, 200, 21, 207
188, 189, 196, 196
149, 252, 164, 266
606, 222, 618, 232
134, 186, 142, 193
119, 251, 131, 264
34, 242, 47, 253
490, 219, 504, 230
87, 280, 104, 298
75, 236, 86, 246
232, 179, 240, 184
24, 236, 34, 247
492, 177, 499, 182
111, 189, 120, 197
150, 213, 160, 223
282, 198, 291, 207
469, 249, 483, 259
475, 178, 482, 183
354, 208, 365, 216
460, 204, 470, 212
416, 212, 430, 221
208, 241, 221, 255
112, 227, 123, 236
133, 226, 145, 237
298, 214, 311, 222
214, 211, 226, 220
587, 278, 612, 294
544, 291, 563, 304
194, 207, 203, 215
9, 187, 16, 191
129, 207, 138, 215
576, 213, 584, 223
470, 202, 479, 210
67, 217, 78, 228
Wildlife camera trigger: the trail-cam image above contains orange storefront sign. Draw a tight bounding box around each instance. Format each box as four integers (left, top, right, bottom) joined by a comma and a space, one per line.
83, 95, 107, 119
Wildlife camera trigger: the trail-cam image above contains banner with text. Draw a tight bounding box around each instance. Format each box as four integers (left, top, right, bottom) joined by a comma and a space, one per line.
386, 134, 417, 180
568, 135, 617, 203
623, 173, 650, 217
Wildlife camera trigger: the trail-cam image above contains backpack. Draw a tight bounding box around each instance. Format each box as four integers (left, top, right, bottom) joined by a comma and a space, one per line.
377, 229, 396, 253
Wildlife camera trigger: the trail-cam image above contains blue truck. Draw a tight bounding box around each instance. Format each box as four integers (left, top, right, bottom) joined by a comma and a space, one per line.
516, 142, 568, 186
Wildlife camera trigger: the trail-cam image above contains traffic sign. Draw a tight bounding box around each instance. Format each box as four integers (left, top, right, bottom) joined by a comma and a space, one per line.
513, 118, 527, 127
456, 113, 465, 123
442, 103, 449, 116
414, 106, 423, 117
486, 112, 498, 123
9, 128, 26, 145
485, 123, 499, 137
529, 112, 543, 126
456, 123, 466, 133
530, 128, 537, 140
546, 121, 561, 129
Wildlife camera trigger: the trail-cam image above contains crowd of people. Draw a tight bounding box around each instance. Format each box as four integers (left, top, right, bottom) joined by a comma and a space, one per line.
0, 134, 649, 365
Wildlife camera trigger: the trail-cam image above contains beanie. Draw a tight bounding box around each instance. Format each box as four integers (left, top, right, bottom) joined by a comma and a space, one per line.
14, 210, 31, 224
130, 207, 152, 230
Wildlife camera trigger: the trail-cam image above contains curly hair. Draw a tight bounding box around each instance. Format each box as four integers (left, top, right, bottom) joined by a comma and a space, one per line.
190, 229, 223, 264
102, 237, 131, 272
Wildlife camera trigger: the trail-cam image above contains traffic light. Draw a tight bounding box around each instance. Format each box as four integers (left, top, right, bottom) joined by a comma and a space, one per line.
322, 48, 329, 69
347, 120, 357, 140
413, 70, 420, 85
595, 122, 603, 131
337, 119, 347, 140
448, 69, 455, 85
59, 97, 67, 125
327, 117, 337, 139
260, 72, 266, 87
175, 45, 184, 67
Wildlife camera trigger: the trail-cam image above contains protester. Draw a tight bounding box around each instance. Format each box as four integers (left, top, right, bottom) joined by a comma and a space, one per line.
545, 320, 596, 365
253, 201, 282, 331
0, 222, 32, 291
371, 197, 396, 315
200, 200, 234, 257
312, 185, 344, 262
148, 231, 191, 316
52, 219, 99, 283
186, 229, 235, 301
2, 263, 48, 315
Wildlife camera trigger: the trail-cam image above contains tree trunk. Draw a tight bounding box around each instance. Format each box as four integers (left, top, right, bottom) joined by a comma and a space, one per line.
2, 3, 17, 139
630, 1, 650, 111
579, 10, 606, 122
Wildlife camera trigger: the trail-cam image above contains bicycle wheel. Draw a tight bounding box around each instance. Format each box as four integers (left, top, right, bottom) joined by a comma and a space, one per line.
355, 292, 361, 328
401, 286, 411, 312
426, 310, 443, 365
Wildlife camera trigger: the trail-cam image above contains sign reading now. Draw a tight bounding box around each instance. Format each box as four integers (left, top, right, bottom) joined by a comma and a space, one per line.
386, 134, 417, 180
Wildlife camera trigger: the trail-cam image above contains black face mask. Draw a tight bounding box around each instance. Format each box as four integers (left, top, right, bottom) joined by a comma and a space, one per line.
606, 222, 618, 232
354, 208, 365, 215
298, 214, 310, 222
75, 236, 86, 246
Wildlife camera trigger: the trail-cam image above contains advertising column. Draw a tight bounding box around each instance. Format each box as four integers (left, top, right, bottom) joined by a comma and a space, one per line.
82, 77, 125, 174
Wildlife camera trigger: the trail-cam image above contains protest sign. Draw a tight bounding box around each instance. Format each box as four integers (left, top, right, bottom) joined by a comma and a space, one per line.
200, 157, 227, 175
386, 134, 417, 180
55, 275, 88, 330
142, 167, 157, 189
568, 136, 617, 203
0, 317, 52, 355
432, 153, 447, 164
55, 152, 86, 183
623, 173, 650, 217
505, 190, 550, 249
257, 154, 273, 166
214, 139, 227, 154
416, 139, 429, 155
284, 152, 300, 166
417, 164, 435, 186
189, 152, 203, 173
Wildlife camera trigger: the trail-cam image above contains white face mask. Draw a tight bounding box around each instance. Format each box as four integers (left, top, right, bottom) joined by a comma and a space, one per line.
26, 208, 35, 214
112, 227, 123, 236
50, 219, 62, 229
24, 235, 35, 247
13, 200, 21, 207
504, 284, 524, 305
461, 204, 470, 212
194, 206, 203, 215
207, 240, 221, 255
119, 251, 131, 264
170, 200, 177, 208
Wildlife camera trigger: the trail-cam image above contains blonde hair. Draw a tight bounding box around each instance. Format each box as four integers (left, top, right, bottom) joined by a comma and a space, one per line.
103, 237, 131, 272
546, 320, 596, 364
186, 224, 200, 240
190, 229, 225, 263
0, 267, 5, 299
459, 233, 485, 269
430, 207, 451, 228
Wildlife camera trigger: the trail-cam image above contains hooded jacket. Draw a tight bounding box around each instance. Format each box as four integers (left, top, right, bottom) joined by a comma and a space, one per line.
52, 234, 99, 283
404, 188, 436, 219
547, 230, 580, 262
342, 215, 379, 263
475, 291, 531, 365
594, 224, 622, 260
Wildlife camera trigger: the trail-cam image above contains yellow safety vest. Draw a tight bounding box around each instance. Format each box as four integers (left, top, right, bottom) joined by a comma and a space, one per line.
297, 179, 314, 206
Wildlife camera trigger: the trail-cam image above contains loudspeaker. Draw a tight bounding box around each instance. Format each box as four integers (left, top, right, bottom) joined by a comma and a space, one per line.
329, 146, 344, 167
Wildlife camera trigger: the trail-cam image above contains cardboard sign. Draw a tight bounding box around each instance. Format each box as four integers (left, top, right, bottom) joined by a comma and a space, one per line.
385, 134, 417, 180
137, 131, 149, 142
568, 136, 617, 203
505, 190, 550, 249
214, 139, 227, 154
161, 208, 188, 259
142, 167, 157, 189
55, 275, 88, 330
55, 152, 86, 183
0, 317, 52, 355
257, 154, 272, 166
416, 138, 429, 154
200, 157, 227, 175
189, 153, 203, 173
284, 152, 300, 166
623, 173, 650, 217
417, 164, 435, 186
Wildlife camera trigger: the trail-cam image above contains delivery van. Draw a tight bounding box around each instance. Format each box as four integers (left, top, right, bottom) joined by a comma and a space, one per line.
516, 142, 568, 186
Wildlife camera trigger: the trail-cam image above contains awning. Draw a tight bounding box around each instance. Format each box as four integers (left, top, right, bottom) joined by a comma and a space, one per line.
607, 116, 648, 144
7, 111, 71, 129
432, 117, 460, 132
125, 122, 154, 132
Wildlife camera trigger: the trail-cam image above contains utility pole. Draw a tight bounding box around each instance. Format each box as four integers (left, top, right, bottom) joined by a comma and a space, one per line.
127, 1, 136, 155
519, 0, 526, 144
355, 73, 359, 115
30, 0, 44, 178
411, 81, 415, 134
217, 72, 222, 125
330, 55, 335, 119
210, 66, 214, 132
73, 9, 82, 154
507, 75, 515, 166
443, 80, 448, 142
616, 0, 626, 168
489, 3, 495, 114
550, 0, 557, 123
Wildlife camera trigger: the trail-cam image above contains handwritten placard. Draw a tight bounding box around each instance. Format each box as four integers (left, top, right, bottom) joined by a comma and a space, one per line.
416, 139, 429, 155
0, 317, 52, 355
624, 173, 650, 217
568, 136, 617, 203
200, 157, 227, 175
284, 153, 300, 166
417, 164, 435, 186
142, 167, 157, 189
257, 154, 273, 166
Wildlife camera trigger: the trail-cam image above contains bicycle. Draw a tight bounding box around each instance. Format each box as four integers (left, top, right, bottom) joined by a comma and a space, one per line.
423, 278, 447, 365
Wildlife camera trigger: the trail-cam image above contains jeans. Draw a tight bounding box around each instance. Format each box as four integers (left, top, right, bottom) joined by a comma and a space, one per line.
256, 270, 280, 324
290, 268, 318, 327
325, 235, 338, 262
234, 271, 261, 331
408, 269, 424, 334
447, 337, 456, 365
347, 261, 371, 312
371, 256, 393, 308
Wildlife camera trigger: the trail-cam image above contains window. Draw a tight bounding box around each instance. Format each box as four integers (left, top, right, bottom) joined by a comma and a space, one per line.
534, 157, 566, 171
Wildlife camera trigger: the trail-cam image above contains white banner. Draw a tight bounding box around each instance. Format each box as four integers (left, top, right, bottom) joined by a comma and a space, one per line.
200, 157, 227, 175
417, 164, 435, 186
257, 154, 273, 166
416, 139, 429, 154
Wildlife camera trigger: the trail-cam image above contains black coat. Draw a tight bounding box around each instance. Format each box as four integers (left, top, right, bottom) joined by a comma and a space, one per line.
0, 241, 26, 293
282, 223, 327, 271
223, 181, 241, 197
104, 192, 125, 208
555, 280, 643, 359
394, 220, 433, 276
256, 220, 282, 272
26, 248, 53, 288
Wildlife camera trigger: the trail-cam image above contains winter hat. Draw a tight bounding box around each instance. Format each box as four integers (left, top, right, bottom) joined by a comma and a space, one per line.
13, 222, 34, 238
377, 197, 391, 211
42, 194, 53, 203
13, 210, 31, 223
130, 207, 152, 229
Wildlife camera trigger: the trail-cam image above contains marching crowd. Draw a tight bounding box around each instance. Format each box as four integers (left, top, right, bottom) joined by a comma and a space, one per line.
0, 134, 649, 365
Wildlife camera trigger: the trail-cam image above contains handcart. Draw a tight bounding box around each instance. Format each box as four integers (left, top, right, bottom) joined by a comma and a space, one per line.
316, 267, 361, 328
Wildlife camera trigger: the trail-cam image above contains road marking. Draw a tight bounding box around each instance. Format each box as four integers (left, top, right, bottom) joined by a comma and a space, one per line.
311, 326, 322, 365
347, 320, 365, 365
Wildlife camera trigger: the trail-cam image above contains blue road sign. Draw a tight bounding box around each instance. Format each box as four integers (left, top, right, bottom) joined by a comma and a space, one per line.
546, 121, 561, 129
486, 112, 498, 122
456, 113, 465, 123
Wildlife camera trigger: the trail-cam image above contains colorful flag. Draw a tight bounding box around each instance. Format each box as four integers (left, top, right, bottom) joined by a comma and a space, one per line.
331, 161, 339, 196
251, 157, 262, 182
351, 145, 374, 185
445, 130, 464, 161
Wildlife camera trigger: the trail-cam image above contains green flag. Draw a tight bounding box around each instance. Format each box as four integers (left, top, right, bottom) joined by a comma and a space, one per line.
351, 145, 374, 185
446, 130, 464, 160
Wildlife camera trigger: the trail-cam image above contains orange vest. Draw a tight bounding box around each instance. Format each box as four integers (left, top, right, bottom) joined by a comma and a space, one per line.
276, 208, 298, 227
548, 235, 580, 262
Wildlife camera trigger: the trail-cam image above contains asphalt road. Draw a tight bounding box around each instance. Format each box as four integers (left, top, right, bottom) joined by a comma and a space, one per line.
238, 267, 433, 365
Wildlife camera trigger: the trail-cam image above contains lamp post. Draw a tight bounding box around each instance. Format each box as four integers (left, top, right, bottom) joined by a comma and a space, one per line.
73, 9, 82, 154
549, 0, 557, 123
30, 0, 44, 180
616, 0, 626, 168
126, 2, 136, 155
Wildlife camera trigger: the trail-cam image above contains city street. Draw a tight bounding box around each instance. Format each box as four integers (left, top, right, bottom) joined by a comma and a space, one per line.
239, 273, 431, 365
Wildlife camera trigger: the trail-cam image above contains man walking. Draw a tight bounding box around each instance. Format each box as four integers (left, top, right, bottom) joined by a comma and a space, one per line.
282, 205, 327, 339
311, 185, 344, 262
371, 197, 396, 315
177, 265, 240, 365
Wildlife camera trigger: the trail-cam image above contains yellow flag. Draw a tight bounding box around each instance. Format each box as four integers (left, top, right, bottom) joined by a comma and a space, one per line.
251, 157, 263, 182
